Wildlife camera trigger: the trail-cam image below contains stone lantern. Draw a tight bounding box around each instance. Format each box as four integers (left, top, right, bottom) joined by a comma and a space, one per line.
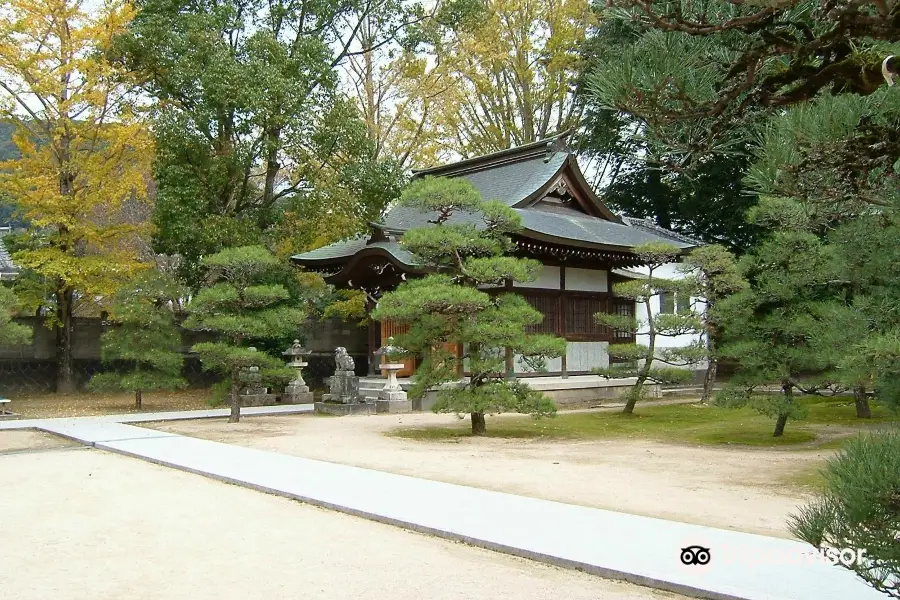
282, 340, 313, 404
372, 337, 411, 413
239, 347, 277, 406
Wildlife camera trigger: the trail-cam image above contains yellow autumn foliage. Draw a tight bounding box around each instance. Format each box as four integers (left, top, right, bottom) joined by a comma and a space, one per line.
0, 0, 154, 391
0, 0, 154, 301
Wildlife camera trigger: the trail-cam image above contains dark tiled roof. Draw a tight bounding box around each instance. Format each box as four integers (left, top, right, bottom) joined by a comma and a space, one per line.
382, 152, 567, 231
292, 236, 368, 261
292, 238, 420, 267
293, 135, 699, 269
517, 209, 696, 250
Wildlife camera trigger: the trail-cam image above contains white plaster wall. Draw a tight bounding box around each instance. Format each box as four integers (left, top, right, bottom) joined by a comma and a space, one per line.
567, 341, 609, 372
515, 354, 562, 374
631, 262, 706, 357
518, 265, 561, 289
513, 341, 609, 374
565, 267, 608, 292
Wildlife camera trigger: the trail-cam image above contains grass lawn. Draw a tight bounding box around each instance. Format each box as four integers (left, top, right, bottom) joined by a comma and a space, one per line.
7, 389, 212, 419
391, 395, 900, 449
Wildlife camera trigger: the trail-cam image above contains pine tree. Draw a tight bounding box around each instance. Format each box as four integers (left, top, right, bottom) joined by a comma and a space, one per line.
88, 272, 187, 409
715, 231, 838, 437
594, 242, 704, 414
372, 177, 566, 435
678, 244, 746, 403
184, 246, 306, 423
789, 431, 900, 598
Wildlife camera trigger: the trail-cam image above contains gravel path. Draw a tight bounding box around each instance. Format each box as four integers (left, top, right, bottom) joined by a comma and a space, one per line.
155, 411, 825, 538
0, 448, 682, 600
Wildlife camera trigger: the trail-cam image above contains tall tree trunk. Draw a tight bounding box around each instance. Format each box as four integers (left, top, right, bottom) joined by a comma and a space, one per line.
56, 111, 76, 395
471, 411, 486, 435
701, 361, 717, 404
701, 324, 717, 404
135, 389, 143, 410
624, 296, 655, 415
55, 287, 76, 394
229, 366, 242, 423
773, 414, 788, 437
774, 381, 792, 437
853, 385, 871, 419
261, 126, 281, 209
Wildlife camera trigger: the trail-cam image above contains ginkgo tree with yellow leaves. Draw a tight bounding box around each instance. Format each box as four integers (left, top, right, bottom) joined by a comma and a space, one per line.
0, 0, 154, 393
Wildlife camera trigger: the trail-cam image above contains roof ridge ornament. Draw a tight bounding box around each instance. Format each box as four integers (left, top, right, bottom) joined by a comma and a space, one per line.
544, 130, 572, 161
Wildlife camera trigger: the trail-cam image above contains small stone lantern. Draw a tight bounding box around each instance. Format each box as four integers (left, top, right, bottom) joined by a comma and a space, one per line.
372, 337, 410, 411
282, 340, 314, 404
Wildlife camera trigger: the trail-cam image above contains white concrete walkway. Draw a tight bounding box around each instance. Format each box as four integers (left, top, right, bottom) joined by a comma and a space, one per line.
0, 403, 313, 431
0, 411, 883, 600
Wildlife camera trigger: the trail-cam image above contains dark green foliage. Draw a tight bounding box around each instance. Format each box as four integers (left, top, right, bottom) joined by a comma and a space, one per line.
0, 285, 30, 347
114, 0, 408, 287
0, 121, 16, 161
577, 17, 759, 252
372, 177, 565, 435
88, 271, 187, 408
680, 244, 747, 402
601, 153, 761, 253
588, 0, 900, 152
715, 231, 840, 436
184, 246, 306, 422
789, 431, 900, 598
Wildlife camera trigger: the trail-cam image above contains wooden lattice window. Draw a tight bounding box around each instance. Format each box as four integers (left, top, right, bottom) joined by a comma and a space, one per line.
522, 294, 559, 334
659, 292, 675, 314
611, 299, 635, 341
565, 295, 606, 337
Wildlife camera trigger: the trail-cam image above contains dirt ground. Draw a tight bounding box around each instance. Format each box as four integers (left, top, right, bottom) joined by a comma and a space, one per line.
7, 389, 210, 419
0, 447, 682, 600
154, 412, 828, 538
0, 429, 78, 453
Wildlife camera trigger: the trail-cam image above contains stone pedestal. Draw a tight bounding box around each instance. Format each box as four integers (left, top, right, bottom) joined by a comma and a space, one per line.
282, 381, 314, 404
322, 370, 360, 403
315, 401, 376, 416
241, 393, 278, 407
376, 399, 412, 414
375, 362, 410, 413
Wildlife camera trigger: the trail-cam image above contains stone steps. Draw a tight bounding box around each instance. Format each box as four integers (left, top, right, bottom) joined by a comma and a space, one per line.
359, 377, 386, 401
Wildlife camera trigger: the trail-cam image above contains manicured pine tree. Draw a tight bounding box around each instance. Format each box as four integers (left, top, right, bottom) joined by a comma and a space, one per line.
715, 229, 838, 437
372, 177, 566, 435
789, 431, 900, 598
678, 244, 746, 403
184, 246, 306, 423
89, 271, 187, 409
594, 242, 704, 415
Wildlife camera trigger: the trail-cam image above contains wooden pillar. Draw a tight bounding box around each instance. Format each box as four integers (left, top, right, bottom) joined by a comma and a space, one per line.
365, 297, 379, 376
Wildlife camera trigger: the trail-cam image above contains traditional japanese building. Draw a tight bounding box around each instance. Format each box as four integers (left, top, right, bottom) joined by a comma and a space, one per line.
292, 133, 698, 385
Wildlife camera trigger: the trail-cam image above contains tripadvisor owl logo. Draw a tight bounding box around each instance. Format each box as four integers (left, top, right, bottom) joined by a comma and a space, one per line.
680, 545, 711, 566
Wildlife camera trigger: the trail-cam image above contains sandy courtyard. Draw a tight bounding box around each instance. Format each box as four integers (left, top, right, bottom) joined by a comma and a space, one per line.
0, 446, 682, 600
155, 412, 828, 538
